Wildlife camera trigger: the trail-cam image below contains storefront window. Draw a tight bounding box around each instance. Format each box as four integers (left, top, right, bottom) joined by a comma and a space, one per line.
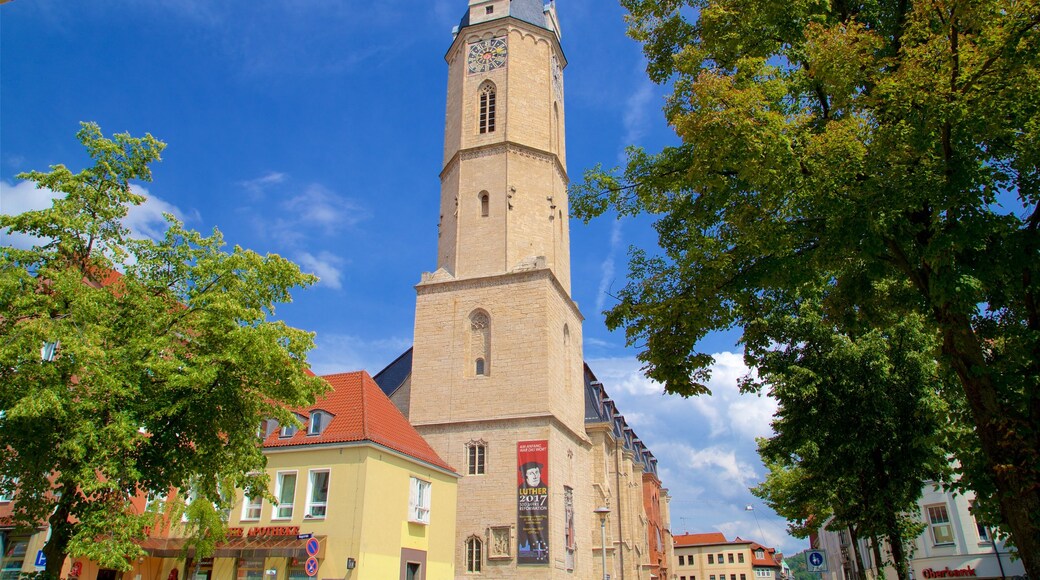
236, 558, 265, 580
287, 563, 309, 580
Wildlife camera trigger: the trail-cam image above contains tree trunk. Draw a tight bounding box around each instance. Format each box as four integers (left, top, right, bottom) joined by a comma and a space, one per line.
937, 308, 1040, 576
885, 515, 910, 580
42, 497, 73, 580
848, 526, 867, 580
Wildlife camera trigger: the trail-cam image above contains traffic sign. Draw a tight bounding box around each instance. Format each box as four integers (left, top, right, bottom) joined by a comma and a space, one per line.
305, 537, 320, 557
304, 557, 319, 577
807, 550, 828, 572
34, 551, 47, 568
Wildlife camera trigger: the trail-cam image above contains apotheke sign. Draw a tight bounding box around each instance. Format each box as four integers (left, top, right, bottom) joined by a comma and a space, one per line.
922, 567, 977, 578
226, 526, 301, 538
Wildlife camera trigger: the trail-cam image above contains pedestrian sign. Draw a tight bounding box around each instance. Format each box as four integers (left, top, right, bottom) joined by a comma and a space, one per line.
807, 550, 827, 572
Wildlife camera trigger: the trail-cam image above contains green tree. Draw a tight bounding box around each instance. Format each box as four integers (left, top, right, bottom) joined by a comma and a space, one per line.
747, 298, 949, 580
573, 0, 1039, 569
0, 123, 327, 577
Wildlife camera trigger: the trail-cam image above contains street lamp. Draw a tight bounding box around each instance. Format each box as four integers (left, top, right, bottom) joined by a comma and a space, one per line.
594, 506, 611, 580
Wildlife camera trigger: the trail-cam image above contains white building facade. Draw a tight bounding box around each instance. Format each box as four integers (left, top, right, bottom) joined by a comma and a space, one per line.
816, 484, 1025, 580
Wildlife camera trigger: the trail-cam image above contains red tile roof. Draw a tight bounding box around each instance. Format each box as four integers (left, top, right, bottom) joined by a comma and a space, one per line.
674, 532, 732, 546
750, 542, 782, 568
262, 371, 455, 474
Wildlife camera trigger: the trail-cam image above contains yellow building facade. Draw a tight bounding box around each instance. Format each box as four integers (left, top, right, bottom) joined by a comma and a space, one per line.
0, 371, 459, 580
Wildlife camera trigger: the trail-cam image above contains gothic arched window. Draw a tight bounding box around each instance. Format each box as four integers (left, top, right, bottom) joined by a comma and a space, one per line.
466, 536, 483, 572
470, 310, 490, 376
479, 82, 497, 134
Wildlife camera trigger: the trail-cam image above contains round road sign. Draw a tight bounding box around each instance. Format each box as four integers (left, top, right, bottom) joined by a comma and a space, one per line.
305, 557, 319, 577
306, 537, 320, 557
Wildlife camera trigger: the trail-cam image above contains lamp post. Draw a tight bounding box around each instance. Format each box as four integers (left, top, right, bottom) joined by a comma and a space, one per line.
595, 506, 611, 580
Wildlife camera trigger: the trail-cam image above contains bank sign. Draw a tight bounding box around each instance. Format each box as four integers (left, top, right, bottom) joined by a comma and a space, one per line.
922, 567, 977, 578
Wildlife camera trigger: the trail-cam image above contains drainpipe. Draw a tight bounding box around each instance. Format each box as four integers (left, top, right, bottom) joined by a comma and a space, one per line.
615, 438, 625, 579
993, 537, 1006, 580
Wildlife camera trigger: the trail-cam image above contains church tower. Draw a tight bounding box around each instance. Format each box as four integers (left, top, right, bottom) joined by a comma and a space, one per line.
406, 1, 594, 577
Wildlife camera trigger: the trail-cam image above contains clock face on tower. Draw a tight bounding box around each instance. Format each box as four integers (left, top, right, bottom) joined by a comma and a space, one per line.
467, 37, 508, 74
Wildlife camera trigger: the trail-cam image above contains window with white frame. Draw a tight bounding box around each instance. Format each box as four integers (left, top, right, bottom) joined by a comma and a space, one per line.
467, 441, 486, 475
306, 469, 330, 518
275, 472, 297, 520
927, 504, 955, 544
280, 422, 298, 438
242, 491, 262, 521
409, 477, 431, 524
465, 536, 483, 573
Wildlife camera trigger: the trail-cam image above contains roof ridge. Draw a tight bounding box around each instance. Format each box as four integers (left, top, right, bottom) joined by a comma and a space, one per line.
359, 370, 372, 439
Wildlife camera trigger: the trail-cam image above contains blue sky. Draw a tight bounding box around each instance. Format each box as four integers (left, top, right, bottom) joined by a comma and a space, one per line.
1, 0, 802, 555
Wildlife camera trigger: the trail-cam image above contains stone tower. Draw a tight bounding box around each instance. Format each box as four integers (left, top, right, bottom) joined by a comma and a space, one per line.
406, 0, 594, 577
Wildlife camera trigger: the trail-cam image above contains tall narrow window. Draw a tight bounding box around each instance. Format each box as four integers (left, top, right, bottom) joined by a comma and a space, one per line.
470, 310, 491, 376
467, 441, 487, 475
466, 536, 483, 572
970, 501, 990, 542
927, 504, 955, 544
409, 477, 431, 524
480, 192, 490, 217
275, 472, 297, 519
479, 83, 496, 134
306, 469, 330, 518
241, 492, 262, 521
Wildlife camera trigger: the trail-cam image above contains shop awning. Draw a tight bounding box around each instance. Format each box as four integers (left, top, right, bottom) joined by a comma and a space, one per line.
140, 536, 326, 559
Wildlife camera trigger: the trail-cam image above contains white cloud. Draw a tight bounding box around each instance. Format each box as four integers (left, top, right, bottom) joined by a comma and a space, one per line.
1, 180, 188, 249
124, 185, 190, 241
621, 76, 656, 157
595, 219, 624, 312
239, 172, 287, 199
582, 352, 801, 552
296, 251, 346, 290
281, 184, 368, 235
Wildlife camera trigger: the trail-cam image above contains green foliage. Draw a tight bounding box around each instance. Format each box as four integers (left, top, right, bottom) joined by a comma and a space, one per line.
574, 0, 1040, 569
785, 552, 820, 580
748, 294, 949, 579
0, 123, 327, 573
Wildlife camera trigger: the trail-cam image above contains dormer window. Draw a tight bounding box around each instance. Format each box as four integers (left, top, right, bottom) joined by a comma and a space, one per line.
308, 411, 328, 436
279, 423, 297, 438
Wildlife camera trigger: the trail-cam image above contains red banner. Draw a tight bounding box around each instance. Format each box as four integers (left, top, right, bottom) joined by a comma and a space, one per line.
517, 440, 549, 564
